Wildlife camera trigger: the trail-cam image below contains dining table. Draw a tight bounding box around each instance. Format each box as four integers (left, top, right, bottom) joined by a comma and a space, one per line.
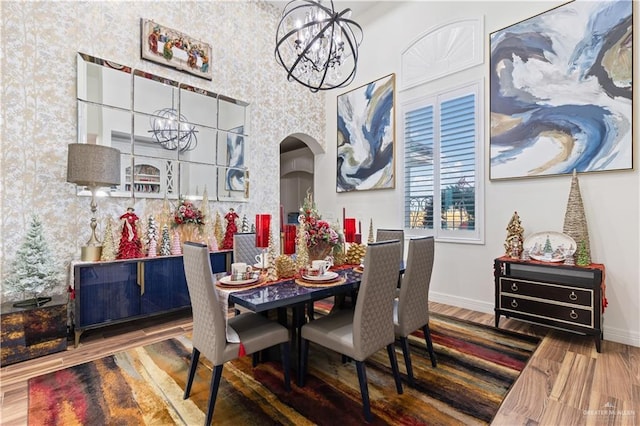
213, 266, 362, 375
214, 262, 404, 379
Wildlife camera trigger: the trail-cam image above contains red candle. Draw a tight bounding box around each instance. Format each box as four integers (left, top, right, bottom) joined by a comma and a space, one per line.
355, 233, 362, 244
255, 214, 271, 248
345, 218, 356, 243
284, 224, 296, 254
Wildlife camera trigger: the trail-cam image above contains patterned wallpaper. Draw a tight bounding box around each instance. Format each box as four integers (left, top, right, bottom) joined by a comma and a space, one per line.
0, 0, 325, 302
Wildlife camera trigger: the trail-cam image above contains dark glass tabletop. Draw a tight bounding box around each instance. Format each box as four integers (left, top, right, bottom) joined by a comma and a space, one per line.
221, 267, 363, 313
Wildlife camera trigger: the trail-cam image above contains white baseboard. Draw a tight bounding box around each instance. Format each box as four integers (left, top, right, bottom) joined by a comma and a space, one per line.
430, 292, 640, 348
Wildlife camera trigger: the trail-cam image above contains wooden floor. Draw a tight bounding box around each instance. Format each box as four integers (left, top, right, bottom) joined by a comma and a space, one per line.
2, 302, 638, 425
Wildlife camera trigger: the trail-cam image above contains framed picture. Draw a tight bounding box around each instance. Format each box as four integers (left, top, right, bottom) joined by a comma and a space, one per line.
489, 1, 632, 180
140, 18, 212, 80
337, 73, 395, 192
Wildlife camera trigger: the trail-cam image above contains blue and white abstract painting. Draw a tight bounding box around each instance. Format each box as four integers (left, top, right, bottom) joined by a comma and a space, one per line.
490, 0, 632, 180
337, 74, 395, 192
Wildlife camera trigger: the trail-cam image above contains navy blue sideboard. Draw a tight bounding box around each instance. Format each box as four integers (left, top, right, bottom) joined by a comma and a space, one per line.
72, 250, 231, 346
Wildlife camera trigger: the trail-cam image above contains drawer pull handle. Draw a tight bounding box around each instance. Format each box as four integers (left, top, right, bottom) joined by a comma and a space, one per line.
569, 291, 578, 301
511, 299, 518, 308
510, 283, 518, 292
570, 310, 578, 320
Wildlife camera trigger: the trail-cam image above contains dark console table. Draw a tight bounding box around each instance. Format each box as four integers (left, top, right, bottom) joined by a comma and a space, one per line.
72, 250, 232, 347
494, 256, 605, 352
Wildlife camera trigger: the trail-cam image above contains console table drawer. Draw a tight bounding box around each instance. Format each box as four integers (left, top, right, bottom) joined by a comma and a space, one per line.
500, 295, 593, 327
499, 278, 593, 307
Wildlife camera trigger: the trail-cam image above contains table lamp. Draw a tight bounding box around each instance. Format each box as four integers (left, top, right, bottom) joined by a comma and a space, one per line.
67, 143, 121, 261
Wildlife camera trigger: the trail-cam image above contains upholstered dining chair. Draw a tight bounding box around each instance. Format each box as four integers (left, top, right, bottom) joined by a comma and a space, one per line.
299, 240, 404, 423
182, 242, 291, 425
394, 236, 437, 387
233, 232, 262, 266
376, 228, 405, 260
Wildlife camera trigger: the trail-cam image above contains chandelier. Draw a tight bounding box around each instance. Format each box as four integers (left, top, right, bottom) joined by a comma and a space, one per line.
148, 108, 198, 152
275, 0, 363, 92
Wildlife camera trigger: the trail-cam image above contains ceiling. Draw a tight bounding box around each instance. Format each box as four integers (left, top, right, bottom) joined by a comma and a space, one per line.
267, 1, 381, 22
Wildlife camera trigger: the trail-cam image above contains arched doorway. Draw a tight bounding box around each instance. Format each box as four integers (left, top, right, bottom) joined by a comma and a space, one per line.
279, 133, 322, 226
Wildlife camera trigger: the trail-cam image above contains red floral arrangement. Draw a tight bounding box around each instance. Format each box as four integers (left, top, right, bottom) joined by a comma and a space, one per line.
299, 194, 339, 249
173, 199, 204, 227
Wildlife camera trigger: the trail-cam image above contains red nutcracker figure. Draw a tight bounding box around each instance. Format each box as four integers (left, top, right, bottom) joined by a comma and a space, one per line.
117, 207, 143, 259
221, 208, 239, 249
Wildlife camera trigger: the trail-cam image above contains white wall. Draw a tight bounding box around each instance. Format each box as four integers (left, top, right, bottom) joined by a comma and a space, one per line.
316, 1, 639, 347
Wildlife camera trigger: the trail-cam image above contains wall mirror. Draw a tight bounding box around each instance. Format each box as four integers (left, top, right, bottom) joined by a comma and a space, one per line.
76, 52, 249, 202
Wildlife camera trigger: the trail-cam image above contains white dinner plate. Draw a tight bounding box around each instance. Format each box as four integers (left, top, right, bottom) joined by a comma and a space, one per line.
302, 271, 339, 281
219, 275, 259, 286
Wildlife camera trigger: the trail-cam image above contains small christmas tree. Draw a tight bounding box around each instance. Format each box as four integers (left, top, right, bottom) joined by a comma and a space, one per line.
5, 215, 61, 305
266, 227, 278, 281
543, 235, 553, 255
214, 211, 224, 249
241, 214, 250, 232
576, 240, 590, 266
160, 225, 171, 256
295, 216, 309, 271
504, 211, 524, 258
100, 216, 118, 261
146, 215, 158, 253
171, 230, 182, 255
367, 218, 374, 244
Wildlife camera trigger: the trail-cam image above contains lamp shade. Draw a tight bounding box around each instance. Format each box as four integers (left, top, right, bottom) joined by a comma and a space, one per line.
67, 143, 121, 187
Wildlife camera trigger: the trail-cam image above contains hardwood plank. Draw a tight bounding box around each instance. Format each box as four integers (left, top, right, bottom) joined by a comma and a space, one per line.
2, 303, 639, 426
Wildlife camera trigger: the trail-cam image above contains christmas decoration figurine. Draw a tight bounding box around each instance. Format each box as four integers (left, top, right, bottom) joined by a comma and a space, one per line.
117, 207, 143, 259
5, 215, 61, 306
221, 208, 239, 249
241, 214, 250, 232
504, 211, 524, 258
367, 218, 374, 244
214, 211, 224, 249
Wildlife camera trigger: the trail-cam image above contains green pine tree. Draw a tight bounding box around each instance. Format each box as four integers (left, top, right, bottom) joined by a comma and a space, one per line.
576, 240, 590, 266
5, 215, 61, 300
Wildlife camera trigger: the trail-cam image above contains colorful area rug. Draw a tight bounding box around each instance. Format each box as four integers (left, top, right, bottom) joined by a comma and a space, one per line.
28, 313, 539, 425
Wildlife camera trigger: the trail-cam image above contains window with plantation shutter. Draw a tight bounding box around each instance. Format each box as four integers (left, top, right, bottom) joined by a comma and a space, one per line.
402, 81, 484, 243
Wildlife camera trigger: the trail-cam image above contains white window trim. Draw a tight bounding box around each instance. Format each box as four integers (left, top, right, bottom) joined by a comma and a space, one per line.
399, 79, 484, 245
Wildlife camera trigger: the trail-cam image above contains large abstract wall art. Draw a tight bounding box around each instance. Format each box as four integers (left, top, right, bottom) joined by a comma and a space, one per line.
490, 0, 632, 180
337, 74, 395, 192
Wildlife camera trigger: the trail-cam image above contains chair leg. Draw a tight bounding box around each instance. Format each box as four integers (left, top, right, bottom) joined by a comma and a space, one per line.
280, 341, 291, 391
205, 365, 224, 426
355, 361, 372, 423
184, 348, 200, 399
298, 338, 309, 387
386, 343, 403, 395
422, 324, 437, 367
399, 336, 415, 387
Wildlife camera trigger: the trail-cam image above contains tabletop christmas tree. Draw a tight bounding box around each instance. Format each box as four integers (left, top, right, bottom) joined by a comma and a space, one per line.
241, 214, 250, 232
5, 215, 61, 306
295, 215, 309, 271
504, 211, 524, 258
214, 211, 224, 249
266, 227, 278, 281
171, 230, 182, 255
160, 225, 171, 256
367, 219, 374, 244
100, 216, 118, 261
200, 187, 214, 248
146, 215, 159, 257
